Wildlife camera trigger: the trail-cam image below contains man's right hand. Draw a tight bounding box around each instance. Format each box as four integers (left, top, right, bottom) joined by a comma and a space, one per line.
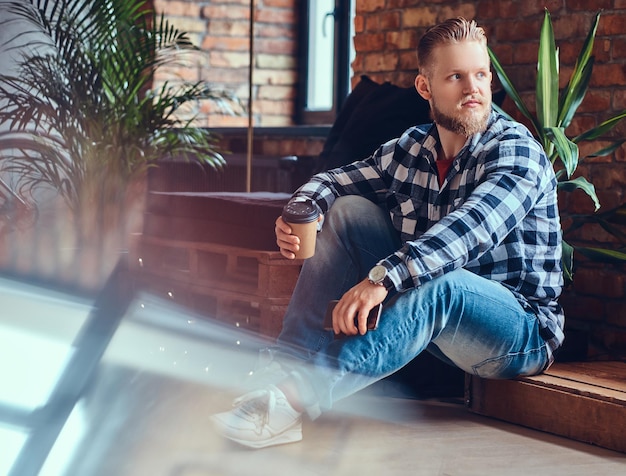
275, 215, 324, 259
275, 216, 300, 259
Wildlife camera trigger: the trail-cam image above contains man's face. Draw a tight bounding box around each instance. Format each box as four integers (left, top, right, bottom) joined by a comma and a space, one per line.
416, 41, 492, 137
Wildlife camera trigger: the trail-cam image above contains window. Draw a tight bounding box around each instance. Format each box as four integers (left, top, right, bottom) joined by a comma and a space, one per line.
297, 0, 355, 125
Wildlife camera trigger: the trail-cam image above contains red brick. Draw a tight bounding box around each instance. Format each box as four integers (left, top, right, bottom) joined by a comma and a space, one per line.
518, 0, 564, 17
210, 51, 250, 69
577, 90, 612, 113
364, 51, 400, 72
204, 67, 249, 84
567, 0, 611, 10
201, 36, 250, 52
560, 293, 605, 322
208, 20, 250, 37
353, 32, 386, 52
566, 114, 598, 137
590, 64, 626, 87
489, 44, 514, 66
386, 0, 428, 8
202, 5, 250, 21
476, 1, 521, 19
402, 7, 438, 28
253, 99, 294, 116
354, 14, 365, 33
258, 85, 296, 101
553, 12, 595, 40
512, 42, 540, 65
597, 13, 626, 36
606, 300, 626, 327
253, 68, 297, 86
264, 0, 296, 7
256, 23, 296, 39
495, 20, 543, 42
254, 38, 297, 55
386, 30, 419, 50
359, 0, 386, 13
591, 163, 626, 190
592, 328, 626, 355
256, 8, 296, 25
379, 11, 401, 30
399, 50, 419, 71
154, 0, 202, 17
437, 4, 477, 23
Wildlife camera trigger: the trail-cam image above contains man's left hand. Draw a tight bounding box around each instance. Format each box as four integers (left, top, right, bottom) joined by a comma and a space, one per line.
332, 279, 388, 336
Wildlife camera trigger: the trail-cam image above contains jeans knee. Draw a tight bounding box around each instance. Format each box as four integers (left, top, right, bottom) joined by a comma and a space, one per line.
326, 196, 377, 225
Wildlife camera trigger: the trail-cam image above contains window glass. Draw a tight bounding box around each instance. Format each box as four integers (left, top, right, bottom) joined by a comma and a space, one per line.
306, 0, 336, 111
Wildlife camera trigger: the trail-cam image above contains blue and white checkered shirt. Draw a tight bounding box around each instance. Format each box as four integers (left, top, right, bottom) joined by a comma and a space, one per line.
294, 111, 565, 360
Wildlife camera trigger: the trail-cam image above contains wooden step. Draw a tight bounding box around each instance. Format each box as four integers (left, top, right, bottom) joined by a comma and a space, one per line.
128, 234, 302, 337
466, 361, 626, 453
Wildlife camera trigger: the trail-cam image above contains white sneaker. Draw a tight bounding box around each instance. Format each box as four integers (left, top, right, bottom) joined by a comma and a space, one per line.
211, 385, 302, 449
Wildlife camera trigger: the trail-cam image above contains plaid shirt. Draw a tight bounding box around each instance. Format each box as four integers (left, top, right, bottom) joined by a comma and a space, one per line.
294, 111, 565, 360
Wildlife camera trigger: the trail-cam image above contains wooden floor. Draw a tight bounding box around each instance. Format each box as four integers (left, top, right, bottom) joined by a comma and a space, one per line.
69, 375, 626, 476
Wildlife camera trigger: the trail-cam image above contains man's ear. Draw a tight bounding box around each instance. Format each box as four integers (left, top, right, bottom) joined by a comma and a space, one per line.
415, 74, 431, 101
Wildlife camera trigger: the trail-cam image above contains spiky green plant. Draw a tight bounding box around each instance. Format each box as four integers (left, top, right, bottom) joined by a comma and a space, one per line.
489, 10, 626, 282
0, 0, 241, 288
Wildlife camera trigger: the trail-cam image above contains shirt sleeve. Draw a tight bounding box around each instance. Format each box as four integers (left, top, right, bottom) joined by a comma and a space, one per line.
380, 135, 553, 293
290, 140, 397, 213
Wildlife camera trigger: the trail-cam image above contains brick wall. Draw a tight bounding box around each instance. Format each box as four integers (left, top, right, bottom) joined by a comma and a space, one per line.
153, 0, 298, 127
352, 0, 626, 359
155, 0, 626, 358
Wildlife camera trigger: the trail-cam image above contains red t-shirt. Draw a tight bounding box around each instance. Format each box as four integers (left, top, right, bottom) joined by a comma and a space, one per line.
436, 157, 454, 187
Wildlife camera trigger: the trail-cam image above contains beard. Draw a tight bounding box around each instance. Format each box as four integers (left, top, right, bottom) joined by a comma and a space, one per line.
431, 96, 491, 137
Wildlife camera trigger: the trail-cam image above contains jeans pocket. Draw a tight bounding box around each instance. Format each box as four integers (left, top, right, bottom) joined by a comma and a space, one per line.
472, 345, 548, 379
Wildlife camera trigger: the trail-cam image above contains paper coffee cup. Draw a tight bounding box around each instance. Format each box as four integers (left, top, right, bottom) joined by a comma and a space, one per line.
282, 199, 320, 259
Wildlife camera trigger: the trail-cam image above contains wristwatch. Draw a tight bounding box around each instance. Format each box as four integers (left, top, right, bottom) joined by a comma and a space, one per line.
368, 264, 388, 287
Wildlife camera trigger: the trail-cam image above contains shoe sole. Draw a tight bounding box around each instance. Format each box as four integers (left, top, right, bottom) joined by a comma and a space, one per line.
224, 426, 303, 449
212, 418, 303, 449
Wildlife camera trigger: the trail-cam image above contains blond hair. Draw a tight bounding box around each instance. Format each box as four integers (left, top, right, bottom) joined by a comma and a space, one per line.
417, 17, 487, 75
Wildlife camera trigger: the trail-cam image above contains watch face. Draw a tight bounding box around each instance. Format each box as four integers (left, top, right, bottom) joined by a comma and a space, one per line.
369, 265, 387, 283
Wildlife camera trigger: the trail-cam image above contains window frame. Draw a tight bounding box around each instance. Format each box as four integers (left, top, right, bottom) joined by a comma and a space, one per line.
296, 0, 353, 125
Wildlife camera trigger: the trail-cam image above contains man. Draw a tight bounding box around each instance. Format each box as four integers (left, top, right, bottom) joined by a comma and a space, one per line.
211, 17, 564, 449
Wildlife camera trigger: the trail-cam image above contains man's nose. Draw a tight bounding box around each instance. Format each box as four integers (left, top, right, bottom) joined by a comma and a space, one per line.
464, 77, 479, 94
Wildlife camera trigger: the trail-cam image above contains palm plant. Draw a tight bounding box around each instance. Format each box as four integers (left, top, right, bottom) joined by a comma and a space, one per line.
0, 0, 240, 288
489, 10, 626, 282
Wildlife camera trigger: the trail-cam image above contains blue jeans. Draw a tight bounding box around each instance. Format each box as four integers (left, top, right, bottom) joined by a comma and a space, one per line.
270, 196, 549, 418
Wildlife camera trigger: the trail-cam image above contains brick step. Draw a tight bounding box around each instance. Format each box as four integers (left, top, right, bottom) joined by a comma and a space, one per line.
467, 361, 626, 453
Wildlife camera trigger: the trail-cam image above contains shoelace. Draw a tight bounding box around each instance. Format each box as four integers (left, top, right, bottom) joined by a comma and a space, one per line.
232, 388, 277, 434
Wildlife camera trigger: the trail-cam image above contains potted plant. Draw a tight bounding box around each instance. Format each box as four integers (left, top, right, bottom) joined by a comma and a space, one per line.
0, 0, 240, 291
489, 9, 626, 283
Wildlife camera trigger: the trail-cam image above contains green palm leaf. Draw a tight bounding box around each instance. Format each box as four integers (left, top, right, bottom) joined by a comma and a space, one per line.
574, 110, 626, 142
0, 0, 239, 218
536, 10, 559, 133
558, 176, 600, 211
488, 48, 538, 133
558, 12, 600, 127
544, 126, 578, 176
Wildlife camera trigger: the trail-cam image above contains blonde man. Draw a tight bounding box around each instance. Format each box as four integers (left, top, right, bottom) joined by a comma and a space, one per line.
212, 17, 564, 449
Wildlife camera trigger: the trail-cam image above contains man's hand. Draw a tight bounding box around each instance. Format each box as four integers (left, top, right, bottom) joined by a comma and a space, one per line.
332, 279, 388, 336
275, 215, 323, 259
